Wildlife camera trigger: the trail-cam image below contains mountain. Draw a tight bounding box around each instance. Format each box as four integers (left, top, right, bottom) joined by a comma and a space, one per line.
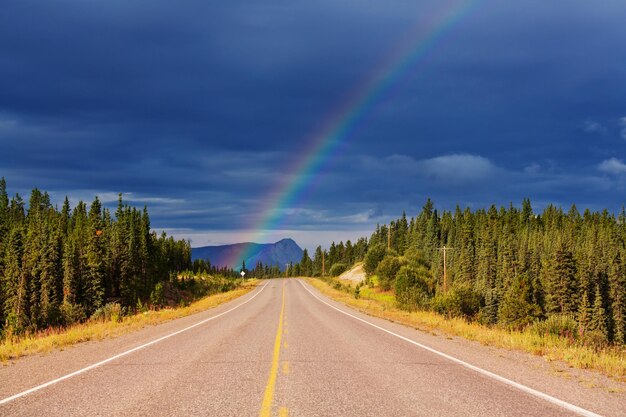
191, 238, 304, 271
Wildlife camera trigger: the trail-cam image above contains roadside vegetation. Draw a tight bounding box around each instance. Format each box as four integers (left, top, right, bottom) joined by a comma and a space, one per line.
0, 178, 194, 339
285, 198, 626, 380
0, 178, 264, 362
308, 276, 626, 382
0, 276, 258, 362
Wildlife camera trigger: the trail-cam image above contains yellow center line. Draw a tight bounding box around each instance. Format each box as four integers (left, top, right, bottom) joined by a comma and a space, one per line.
282, 361, 290, 375
259, 281, 286, 417
279, 407, 289, 417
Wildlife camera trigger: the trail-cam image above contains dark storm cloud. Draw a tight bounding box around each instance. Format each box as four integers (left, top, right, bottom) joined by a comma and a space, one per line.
1, 0, 626, 245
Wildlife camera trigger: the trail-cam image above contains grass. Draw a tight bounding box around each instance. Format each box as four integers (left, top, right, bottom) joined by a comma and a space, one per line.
0, 279, 260, 363
307, 277, 626, 382
359, 285, 395, 305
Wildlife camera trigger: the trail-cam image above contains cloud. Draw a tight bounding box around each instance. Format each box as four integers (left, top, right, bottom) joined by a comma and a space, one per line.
419, 154, 497, 183
524, 163, 541, 174
598, 157, 626, 175
280, 207, 382, 224
583, 120, 607, 134
621, 117, 626, 140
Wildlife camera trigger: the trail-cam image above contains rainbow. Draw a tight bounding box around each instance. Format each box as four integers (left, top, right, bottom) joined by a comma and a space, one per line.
226, 0, 482, 269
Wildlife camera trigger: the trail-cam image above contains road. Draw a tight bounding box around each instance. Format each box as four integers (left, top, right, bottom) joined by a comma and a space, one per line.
0, 279, 624, 416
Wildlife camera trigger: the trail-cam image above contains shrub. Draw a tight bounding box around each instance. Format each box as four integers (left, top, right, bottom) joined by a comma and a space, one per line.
529, 314, 578, 340
403, 247, 430, 269
363, 243, 386, 276
581, 329, 608, 351
136, 298, 148, 314
376, 256, 403, 291
91, 303, 125, 322
431, 283, 481, 319
329, 263, 348, 277
395, 265, 433, 310
1, 312, 24, 338
150, 282, 165, 308
60, 302, 86, 326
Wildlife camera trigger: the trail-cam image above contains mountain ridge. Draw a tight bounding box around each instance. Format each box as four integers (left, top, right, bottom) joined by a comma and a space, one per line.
191, 238, 304, 271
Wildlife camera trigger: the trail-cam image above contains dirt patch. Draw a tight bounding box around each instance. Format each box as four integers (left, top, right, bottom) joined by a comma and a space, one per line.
338, 262, 366, 283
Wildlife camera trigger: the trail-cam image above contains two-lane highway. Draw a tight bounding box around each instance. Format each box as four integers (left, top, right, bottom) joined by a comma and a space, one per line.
1, 279, 623, 416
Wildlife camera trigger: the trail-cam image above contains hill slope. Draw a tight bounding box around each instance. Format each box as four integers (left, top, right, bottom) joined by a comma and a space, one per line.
192, 238, 304, 270
338, 262, 366, 283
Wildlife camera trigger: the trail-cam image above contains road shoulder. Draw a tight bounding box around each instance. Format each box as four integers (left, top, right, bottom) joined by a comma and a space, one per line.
301, 278, 626, 417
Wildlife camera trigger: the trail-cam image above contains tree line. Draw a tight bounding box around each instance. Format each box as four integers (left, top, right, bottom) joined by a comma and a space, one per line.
285, 240, 369, 277
300, 199, 626, 346
0, 178, 192, 335
191, 258, 283, 279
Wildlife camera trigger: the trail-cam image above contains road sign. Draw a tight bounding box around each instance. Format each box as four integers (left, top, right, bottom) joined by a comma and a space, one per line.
240, 271, 246, 277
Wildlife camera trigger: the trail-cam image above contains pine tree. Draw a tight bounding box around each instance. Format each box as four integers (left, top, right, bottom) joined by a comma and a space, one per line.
544, 244, 577, 314
498, 273, 541, 329
139, 206, 152, 294
2, 227, 26, 330
312, 246, 324, 277
60, 196, 70, 236
0, 178, 7, 328
9, 193, 25, 225
609, 252, 626, 344
589, 284, 608, 340
63, 235, 80, 305
300, 249, 312, 276
39, 215, 63, 326
85, 197, 105, 313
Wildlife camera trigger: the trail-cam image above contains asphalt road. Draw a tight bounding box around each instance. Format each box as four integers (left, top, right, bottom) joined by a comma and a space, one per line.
1, 279, 624, 416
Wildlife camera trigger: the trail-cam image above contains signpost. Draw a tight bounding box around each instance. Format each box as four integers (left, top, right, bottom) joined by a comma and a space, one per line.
240, 270, 246, 280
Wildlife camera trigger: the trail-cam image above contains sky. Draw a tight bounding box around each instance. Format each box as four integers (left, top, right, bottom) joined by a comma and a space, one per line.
1, 0, 626, 252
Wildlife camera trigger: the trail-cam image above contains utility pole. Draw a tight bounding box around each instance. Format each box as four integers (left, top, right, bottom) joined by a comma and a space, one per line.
439, 246, 453, 293
285, 263, 289, 278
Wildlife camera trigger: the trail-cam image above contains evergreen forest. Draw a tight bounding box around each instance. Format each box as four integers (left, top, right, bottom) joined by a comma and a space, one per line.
0, 178, 192, 336
299, 198, 626, 346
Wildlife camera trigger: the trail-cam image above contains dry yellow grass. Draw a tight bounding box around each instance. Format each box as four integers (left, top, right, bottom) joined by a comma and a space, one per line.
307, 278, 626, 382
0, 280, 260, 363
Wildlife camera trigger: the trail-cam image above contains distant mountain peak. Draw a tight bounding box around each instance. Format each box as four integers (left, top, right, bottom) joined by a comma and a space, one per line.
192, 238, 303, 270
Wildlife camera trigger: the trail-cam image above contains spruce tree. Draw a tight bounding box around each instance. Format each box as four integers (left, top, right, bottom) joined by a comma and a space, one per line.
498, 273, 541, 329
544, 244, 577, 314
300, 249, 312, 276
609, 253, 626, 344
85, 197, 105, 313
2, 227, 25, 330
589, 284, 608, 340
312, 246, 324, 277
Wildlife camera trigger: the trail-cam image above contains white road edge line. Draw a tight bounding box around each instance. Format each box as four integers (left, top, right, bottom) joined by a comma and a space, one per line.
298, 279, 603, 417
0, 282, 269, 406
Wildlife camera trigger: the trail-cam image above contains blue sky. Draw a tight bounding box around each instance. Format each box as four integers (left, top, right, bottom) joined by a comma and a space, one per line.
1, 0, 626, 251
